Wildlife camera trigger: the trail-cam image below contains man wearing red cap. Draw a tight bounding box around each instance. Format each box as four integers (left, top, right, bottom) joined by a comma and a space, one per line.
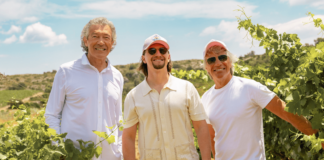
201, 39, 322, 159
122, 34, 211, 160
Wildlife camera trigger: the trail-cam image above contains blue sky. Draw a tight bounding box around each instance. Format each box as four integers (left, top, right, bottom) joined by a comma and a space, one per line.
0, 0, 323, 75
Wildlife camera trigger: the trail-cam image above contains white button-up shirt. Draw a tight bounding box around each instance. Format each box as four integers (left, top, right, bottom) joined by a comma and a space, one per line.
124, 75, 207, 160
45, 54, 123, 160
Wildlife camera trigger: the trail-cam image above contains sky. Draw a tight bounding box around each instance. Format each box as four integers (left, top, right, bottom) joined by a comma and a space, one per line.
0, 0, 323, 75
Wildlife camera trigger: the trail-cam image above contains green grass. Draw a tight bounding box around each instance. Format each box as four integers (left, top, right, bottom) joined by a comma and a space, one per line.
0, 90, 40, 108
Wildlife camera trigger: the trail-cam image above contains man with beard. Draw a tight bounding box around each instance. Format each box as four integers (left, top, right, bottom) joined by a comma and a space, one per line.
201, 40, 323, 159
45, 17, 123, 160
122, 34, 211, 160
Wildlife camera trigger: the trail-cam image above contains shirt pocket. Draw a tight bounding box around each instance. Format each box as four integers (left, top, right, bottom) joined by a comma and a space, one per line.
175, 143, 199, 160
145, 149, 162, 160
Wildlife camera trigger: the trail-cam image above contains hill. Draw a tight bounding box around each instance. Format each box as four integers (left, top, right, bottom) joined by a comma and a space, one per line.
0, 55, 271, 109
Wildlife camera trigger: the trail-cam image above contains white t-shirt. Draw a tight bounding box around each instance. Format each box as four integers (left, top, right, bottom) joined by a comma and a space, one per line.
201, 76, 276, 160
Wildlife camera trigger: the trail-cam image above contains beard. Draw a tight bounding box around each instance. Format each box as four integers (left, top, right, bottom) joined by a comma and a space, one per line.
151, 57, 166, 69
152, 61, 166, 69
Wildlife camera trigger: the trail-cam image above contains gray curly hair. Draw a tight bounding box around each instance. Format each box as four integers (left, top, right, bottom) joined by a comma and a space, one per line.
81, 17, 117, 52
203, 46, 238, 76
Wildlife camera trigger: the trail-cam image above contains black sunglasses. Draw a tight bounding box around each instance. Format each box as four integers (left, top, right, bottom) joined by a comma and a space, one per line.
206, 55, 228, 64
148, 48, 168, 55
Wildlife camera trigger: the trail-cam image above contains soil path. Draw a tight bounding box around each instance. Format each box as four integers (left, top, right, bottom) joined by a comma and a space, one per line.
0, 92, 44, 111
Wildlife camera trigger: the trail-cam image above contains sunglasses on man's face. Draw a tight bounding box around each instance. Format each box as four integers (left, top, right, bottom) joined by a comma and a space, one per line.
148, 47, 168, 55
206, 55, 228, 64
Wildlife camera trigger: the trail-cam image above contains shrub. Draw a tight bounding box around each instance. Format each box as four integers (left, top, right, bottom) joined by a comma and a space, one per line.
173, 63, 181, 68
129, 64, 137, 70
42, 93, 49, 98
7, 98, 23, 109
186, 66, 193, 70
8, 82, 27, 90
45, 86, 52, 93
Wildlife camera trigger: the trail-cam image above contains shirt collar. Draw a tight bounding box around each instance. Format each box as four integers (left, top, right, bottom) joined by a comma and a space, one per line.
142, 74, 177, 96
81, 53, 111, 70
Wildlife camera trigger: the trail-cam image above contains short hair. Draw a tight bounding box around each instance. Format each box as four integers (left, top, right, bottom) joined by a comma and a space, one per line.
138, 50, 172, 77
81, 17, 117, 52
203, 46, 238, 76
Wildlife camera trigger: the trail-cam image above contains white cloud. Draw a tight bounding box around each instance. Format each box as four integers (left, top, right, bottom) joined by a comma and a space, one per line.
3, 35, 18, 44
280, 0, 324, 9
200, 20, 258, 48
0, 0, 67, 22
0, 55, 8, 58
21, 16, 39, 23
1, 25, 21, 34
19, 22, 68, 46
199, 14, 324, 56
0, 0, 43, 22
80, 1, 258, 19
266, 15, 324, 45
200, 26, 217, 36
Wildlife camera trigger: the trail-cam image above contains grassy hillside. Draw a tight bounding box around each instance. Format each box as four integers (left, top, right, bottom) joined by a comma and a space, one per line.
0, 71, 56, 91
0, 55, 270, 108
0, 90, 40, 108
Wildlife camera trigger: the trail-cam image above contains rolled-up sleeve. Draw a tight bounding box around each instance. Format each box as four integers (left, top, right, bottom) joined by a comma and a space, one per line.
123, 91, 139, 128
188, 83, 207, 121
44, 66, 66, 135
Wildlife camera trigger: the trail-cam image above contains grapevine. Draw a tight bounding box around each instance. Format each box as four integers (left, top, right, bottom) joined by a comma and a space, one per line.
0, 104, 120, 160
234, 7, 324, 159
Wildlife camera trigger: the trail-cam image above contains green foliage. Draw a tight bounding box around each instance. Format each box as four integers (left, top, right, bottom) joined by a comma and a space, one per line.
24, 102, 41, 109
237, 52, 271, 67
129, 63, 137, 70
171, 69, 209, 82
306, 12, 324, 36
0, 105, 121, 160
45, 86, 52, 93
234, 7, 324, 159
6, 98, 23, 109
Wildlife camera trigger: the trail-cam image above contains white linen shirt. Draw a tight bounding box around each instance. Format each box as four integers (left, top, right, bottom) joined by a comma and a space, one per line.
124, 75, 207, 160
45, 54, 124, 160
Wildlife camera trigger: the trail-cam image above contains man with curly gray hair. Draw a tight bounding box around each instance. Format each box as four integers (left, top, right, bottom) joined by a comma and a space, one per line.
45, 17, 123, 160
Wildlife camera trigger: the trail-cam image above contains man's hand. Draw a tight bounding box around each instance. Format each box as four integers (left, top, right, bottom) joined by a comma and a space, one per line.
122, 123, 138, 160
266, 96, 324, 151
192, 120, 211, 160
